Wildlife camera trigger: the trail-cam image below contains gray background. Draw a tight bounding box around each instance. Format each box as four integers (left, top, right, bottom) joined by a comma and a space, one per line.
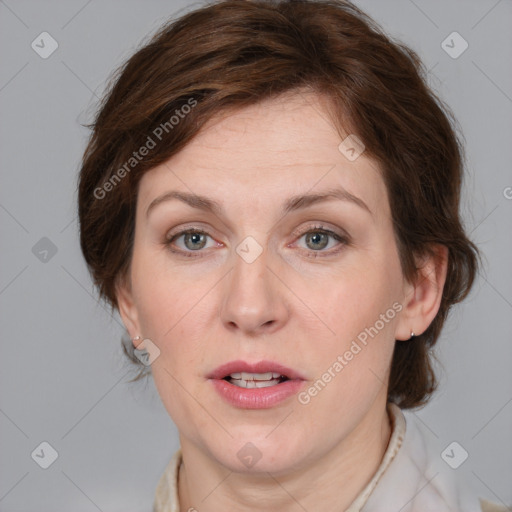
0, 0, 511, 510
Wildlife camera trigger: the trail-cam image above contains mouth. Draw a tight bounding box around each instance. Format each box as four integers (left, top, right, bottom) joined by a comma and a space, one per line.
208, 359, 305, 384
223, 372, 290, 388
208, 360, 305, 409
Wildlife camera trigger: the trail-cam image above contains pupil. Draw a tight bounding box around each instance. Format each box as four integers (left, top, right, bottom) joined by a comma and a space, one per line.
185, 232, 206, 250
306, 232, 327, 250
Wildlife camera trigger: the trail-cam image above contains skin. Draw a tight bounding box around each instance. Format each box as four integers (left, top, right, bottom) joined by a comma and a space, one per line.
116, 90, 448, 512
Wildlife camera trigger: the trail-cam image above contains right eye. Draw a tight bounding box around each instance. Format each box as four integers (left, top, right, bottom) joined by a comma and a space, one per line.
165, 228, 220, 257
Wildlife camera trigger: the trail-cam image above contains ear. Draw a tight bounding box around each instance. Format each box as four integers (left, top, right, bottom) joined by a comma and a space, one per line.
115, 274, 143, 349
395, 244, 449, 341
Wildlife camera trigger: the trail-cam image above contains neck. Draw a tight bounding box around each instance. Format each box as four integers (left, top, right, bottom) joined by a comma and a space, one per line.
178, 398, 391, 512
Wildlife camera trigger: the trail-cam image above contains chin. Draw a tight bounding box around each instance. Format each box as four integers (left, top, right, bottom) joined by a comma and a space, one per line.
208, 428, 314, 475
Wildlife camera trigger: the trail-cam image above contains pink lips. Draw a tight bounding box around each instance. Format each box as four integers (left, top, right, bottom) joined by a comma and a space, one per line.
208, 360, 305, 381
208, 359, 306, 409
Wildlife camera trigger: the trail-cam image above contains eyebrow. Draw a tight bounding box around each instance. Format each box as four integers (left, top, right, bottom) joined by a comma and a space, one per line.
145, 186, 372, 219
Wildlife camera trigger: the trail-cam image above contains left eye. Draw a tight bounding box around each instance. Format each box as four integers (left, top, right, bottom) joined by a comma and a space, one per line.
295, 228, 346, 254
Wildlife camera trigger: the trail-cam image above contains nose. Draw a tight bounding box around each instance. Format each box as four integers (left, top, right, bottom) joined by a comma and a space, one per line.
219, 242, 290, 336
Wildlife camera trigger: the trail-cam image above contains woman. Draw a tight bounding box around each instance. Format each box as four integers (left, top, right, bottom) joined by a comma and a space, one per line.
77, 1, 505, 510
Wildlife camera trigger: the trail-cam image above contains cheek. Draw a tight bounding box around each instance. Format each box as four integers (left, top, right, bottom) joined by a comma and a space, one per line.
302, 264, 401, 342
133, 275, 215, 394
131, 248, 203, 339
298, 285, 398, 419
294, 259, 401, 394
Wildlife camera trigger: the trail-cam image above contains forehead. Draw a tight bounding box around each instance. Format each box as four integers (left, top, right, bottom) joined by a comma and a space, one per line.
138, 92, 388, 217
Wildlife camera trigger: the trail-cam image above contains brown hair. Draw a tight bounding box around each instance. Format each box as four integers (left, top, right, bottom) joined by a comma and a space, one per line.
77, 0, 479, 409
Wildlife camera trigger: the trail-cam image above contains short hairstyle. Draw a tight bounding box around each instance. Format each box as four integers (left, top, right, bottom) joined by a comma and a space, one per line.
77, 0, 479, 409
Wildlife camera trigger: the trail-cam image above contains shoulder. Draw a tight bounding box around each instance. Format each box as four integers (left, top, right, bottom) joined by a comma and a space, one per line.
366, 404, 503, 512
398, 407, 510, 512
479, 499, 510, 512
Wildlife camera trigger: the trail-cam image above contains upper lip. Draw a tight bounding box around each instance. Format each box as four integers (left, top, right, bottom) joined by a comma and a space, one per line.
208, 360, 305, 380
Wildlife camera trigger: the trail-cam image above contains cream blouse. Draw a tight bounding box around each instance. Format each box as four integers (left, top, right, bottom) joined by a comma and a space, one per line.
153, 403, 503, 512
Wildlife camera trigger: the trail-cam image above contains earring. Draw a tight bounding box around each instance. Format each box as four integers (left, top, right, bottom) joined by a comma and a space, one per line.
410, 331, 415, 338
132, 335, 142, 347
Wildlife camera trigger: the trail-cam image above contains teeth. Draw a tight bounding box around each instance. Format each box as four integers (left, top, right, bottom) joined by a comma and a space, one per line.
229, 372, 283, 381
230, 378, 282, 388
226, 371, 286, 388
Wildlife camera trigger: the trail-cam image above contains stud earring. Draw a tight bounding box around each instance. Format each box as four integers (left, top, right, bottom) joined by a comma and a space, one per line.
410, 331, 415, 338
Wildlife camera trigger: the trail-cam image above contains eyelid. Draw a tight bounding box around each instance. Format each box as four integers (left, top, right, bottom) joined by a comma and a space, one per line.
290, 222, 349, 240
165, 221, 219, 240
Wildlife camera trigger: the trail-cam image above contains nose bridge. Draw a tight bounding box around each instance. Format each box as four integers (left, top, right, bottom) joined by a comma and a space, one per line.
220, 235, 287, 334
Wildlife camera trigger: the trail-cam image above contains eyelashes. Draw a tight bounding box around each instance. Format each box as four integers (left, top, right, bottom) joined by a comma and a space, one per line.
164, 224, 350, 259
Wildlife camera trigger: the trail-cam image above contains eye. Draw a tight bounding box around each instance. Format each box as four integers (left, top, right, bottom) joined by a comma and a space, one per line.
165, 228, 219, 257
293, 225, 349, 258
164, 224, 349, 259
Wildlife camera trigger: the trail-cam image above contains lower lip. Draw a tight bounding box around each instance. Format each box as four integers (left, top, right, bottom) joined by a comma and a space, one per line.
210, 378, 305, 409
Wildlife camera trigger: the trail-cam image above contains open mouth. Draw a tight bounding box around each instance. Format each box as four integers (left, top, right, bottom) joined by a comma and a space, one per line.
223, 372, 290, 388
209, 360, 305, 408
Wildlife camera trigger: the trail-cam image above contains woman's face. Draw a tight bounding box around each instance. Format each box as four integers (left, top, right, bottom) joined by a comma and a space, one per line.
119, 92, 413, 474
